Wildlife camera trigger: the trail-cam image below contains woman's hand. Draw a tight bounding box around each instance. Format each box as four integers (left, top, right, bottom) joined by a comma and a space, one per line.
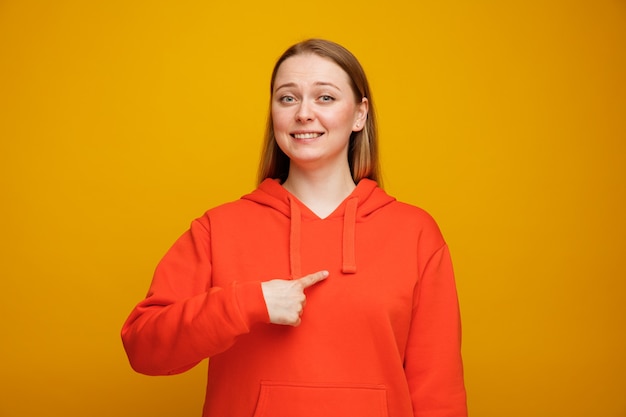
261, 270, 329, 326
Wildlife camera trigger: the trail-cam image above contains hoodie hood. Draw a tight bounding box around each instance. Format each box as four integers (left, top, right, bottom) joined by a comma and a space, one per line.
241, 178, 396, 278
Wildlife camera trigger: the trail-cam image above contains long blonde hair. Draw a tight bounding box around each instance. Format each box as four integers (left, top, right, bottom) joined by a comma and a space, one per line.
257, 39, 381, 185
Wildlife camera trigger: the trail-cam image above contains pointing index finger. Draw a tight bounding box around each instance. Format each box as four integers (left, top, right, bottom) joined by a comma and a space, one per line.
299, 270, 329, 289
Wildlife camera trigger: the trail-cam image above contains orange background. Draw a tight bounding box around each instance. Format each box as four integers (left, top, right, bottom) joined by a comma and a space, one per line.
1, 1, 625, 416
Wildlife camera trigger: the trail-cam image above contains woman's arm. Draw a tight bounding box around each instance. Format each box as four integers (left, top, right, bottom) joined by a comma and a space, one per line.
405, 243, 468, 417
120, 218, 269, 376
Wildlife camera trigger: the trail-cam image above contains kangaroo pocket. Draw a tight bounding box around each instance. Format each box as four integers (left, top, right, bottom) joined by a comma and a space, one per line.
252, 381, 389, 417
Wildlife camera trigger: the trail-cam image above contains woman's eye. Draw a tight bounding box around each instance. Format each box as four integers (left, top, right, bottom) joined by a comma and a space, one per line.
280, 96, 296, 103
319, 95, 334, 102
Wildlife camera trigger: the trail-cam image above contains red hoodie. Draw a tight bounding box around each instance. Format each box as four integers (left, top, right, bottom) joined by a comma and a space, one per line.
122, 178, 467, 417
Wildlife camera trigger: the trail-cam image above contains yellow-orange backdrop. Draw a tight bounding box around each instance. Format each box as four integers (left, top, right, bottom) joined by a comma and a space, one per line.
1, 1, 624, 416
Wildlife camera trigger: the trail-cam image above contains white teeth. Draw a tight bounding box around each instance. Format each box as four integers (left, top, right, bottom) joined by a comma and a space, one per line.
293, 132, 321, 139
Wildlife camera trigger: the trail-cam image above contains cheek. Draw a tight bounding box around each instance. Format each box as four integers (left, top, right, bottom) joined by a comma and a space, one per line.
271, 108, 290, 133
321, 108, 356, 130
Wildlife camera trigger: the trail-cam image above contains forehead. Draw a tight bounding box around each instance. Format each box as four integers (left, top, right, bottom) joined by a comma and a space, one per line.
274, 53, 351, 88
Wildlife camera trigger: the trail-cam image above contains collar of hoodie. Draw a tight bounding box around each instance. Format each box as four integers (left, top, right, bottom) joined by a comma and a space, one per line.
288, 194, 358, 277
242, 178, 395, 279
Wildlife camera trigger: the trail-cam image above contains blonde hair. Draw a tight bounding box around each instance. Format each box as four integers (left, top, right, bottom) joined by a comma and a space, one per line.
257, 39, 381, 185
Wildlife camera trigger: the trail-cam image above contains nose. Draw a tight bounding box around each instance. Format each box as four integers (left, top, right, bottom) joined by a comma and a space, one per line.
295, 101, 314, 123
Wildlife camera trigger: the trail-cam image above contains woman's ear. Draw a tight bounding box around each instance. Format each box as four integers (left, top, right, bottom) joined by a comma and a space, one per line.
354, 97, 369, 131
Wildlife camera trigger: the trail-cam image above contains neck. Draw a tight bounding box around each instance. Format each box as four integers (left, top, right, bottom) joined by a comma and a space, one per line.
282, 164, 356, 218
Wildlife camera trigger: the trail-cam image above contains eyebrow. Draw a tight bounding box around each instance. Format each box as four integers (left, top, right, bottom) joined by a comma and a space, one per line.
274, 81, 342, 93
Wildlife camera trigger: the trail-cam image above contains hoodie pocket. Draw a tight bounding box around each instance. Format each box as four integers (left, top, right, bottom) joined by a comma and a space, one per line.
252, 381, 389, 417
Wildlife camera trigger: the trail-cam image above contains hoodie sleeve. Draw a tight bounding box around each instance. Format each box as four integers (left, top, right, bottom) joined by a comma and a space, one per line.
121, 217, 270, 376
404, 239, 468, 416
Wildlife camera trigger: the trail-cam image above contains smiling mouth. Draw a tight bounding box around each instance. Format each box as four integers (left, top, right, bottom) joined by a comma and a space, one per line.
292, 132, 324, 139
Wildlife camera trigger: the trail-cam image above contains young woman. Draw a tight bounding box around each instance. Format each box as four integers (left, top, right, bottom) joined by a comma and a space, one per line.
122, 39, 468, 417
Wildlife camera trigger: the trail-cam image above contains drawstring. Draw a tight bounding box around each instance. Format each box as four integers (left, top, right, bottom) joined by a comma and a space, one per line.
288, 195, 359, 278
342, 198, 358, 274
289, 197, 302, 279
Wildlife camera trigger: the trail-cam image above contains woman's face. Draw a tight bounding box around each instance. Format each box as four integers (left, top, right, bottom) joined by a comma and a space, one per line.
271, 53, 368, 173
